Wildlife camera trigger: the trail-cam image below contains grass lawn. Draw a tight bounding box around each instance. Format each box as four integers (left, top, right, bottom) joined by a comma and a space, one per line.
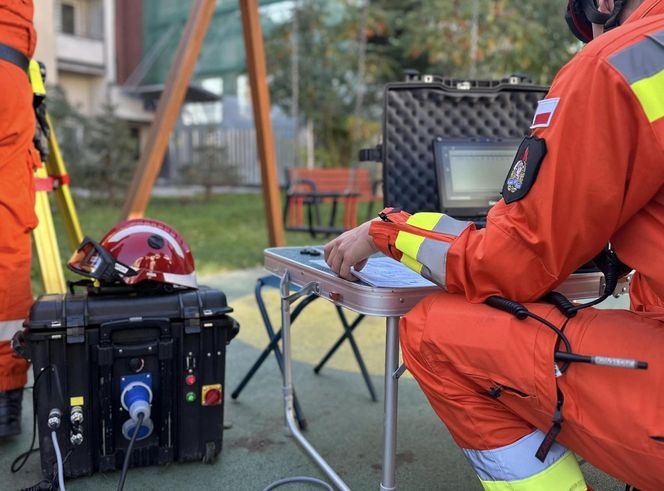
34, 191, 373, 294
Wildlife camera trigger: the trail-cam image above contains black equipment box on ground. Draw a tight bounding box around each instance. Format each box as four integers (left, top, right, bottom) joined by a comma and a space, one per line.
363, 74, 549, 213
23, 286, 239, 479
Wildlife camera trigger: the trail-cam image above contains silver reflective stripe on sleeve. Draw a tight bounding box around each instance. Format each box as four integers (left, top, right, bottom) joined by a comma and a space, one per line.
0, 319, 24, 341
417, 239, 451, 287
432, 214, 472, 236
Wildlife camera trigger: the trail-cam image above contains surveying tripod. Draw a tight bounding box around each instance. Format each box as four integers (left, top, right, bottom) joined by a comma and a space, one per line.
30, 61, 83, 293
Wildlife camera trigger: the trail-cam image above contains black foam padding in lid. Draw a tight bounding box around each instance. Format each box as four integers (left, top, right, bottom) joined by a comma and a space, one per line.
382, 80, 549, 213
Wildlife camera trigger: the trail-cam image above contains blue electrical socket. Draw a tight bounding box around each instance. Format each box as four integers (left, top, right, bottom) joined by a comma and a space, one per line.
120, 372, 152, 393
120, 372, 154, 441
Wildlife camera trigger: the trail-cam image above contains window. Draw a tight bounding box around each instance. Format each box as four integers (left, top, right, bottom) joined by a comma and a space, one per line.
61, 3, 75, 35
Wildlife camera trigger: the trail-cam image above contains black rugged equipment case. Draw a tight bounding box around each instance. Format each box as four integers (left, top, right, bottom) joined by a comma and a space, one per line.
365, 74, 549, 213
23, 286, 239, 479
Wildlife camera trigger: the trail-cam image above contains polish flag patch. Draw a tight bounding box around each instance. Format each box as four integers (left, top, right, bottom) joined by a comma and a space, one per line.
530, 97, 560, 129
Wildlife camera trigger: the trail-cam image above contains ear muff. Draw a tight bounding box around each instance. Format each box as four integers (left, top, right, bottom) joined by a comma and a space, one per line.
565, 0, 628, 43
565, 1, 594, 42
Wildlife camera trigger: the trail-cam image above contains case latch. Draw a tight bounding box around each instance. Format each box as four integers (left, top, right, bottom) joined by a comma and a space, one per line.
66, 315, 85, 344
358, 144, 383, 163
183, 306, 201, 334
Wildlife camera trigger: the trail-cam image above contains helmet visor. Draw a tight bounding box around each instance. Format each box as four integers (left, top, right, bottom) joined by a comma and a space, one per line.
68, 238, 107, 277
68, 237, 137, 282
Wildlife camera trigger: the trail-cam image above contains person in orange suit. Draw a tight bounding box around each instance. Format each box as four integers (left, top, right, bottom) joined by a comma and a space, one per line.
325, 0, 664, 489
0, 1, 37, 438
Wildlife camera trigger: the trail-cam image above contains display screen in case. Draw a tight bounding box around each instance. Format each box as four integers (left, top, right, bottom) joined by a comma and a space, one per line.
433, 139, 521, 217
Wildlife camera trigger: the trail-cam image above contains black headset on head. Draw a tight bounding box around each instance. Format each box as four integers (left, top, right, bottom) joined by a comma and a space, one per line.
565, 0, 629, 42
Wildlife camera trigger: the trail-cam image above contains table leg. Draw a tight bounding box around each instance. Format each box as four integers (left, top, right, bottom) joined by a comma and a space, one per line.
280, 274, 350, 491
381, 316, 400, 491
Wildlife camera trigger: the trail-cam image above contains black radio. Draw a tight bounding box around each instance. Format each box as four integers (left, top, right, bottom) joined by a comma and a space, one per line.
16, 286, 239, 483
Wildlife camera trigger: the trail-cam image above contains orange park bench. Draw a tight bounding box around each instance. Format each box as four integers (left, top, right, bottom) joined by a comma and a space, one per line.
284, 167, 381, 237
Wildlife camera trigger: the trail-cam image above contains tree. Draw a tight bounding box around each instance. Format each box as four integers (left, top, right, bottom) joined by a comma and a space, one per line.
45, 85, 85, 169
265, 0, 578, 169
400, 0, 576, 83
180, 129, 240, 201
267, 1, 362, 167
46, 88, 138, 203
76, 103, 138, 203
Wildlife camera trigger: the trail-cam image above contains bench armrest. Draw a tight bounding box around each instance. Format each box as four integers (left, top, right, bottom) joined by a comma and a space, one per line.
287, 178, 318, 195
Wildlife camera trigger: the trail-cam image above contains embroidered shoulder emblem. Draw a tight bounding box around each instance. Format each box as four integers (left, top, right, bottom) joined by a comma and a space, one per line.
501, 136, 547, 204
506, 147, 529, 193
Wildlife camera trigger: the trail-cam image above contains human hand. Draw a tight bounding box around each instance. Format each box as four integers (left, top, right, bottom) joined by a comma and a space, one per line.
324, 219, 379, 281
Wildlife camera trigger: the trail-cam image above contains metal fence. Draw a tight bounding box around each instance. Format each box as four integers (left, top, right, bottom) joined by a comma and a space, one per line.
164, 124, 304, 186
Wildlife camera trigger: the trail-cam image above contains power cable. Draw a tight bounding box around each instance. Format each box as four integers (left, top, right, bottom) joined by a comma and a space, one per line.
117, 412, 145, 491
12, 366, 56, 473
51, 431, 65, 491
263, 476, 334, 491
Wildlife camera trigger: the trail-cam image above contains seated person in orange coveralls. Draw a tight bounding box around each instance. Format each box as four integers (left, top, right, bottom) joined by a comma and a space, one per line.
325, 0, 664, 489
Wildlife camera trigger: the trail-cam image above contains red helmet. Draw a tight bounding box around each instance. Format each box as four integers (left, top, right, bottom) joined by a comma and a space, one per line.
68, 218, 198, 290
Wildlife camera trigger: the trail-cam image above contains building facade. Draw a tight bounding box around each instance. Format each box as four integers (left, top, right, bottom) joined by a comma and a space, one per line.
34, 0, 154, 139
33, 0, 304, 187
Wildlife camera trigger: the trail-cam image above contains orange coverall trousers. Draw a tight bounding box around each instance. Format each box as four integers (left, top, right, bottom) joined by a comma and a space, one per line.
0, 2, 37, 391
401, 296, 664, 491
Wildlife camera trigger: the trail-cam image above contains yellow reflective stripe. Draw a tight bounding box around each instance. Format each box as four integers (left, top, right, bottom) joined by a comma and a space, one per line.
400, 253, 423, 274
395, 231, 425, 274
479, 452, 586, 491
406, 212, 444, 231
29, 59, 46, 96
395, 230, 425, 259
631, 68, 664, 122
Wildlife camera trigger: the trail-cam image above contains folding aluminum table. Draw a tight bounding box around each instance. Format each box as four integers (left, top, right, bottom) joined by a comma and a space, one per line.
264, 246, 630, 491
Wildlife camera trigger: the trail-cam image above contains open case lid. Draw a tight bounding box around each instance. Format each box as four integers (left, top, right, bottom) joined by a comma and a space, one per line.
379, 74, 549, 213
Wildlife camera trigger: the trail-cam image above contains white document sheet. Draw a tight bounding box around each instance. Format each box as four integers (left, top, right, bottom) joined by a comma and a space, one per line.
311, 256, 436, 288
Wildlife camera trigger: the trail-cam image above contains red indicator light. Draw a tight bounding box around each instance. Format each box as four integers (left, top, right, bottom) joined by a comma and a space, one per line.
185, 374, 196, 386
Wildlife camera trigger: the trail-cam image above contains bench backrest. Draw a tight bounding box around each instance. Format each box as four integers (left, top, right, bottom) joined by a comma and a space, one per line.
286, 168, 376, 201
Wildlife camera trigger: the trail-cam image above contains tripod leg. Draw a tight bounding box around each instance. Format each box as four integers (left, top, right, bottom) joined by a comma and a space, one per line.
33, 167, 66, 293
44, 112, 83, 249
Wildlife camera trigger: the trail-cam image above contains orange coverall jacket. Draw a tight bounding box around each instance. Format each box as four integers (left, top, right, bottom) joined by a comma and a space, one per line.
371, 0, 664, 313
0, 0, 37, 390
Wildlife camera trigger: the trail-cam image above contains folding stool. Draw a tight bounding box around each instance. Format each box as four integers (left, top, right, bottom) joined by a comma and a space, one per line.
231, 275, 377, 429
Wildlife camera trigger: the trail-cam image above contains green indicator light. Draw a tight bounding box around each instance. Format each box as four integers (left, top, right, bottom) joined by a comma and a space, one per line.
186, 392, 196, 402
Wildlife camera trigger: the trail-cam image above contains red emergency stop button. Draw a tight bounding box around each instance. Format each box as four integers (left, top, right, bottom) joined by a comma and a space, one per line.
185, 374, 196, 386
201, 384, 222, 406
204, 389, 221, 406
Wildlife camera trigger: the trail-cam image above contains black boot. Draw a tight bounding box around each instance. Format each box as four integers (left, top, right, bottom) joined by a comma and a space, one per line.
0, 388, 23, 437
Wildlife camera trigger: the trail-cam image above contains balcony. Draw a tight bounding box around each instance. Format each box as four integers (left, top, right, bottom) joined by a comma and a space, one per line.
56, 0, 105, 75
56, 33, 105, 75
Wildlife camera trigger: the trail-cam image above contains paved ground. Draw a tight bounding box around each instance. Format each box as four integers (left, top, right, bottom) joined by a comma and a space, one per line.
1, 267, 627, 490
